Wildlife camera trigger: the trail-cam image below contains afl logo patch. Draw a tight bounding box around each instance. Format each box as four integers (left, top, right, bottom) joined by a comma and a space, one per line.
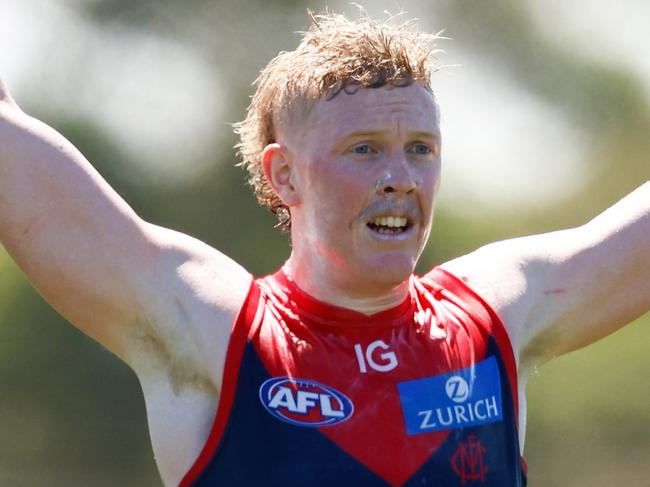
259, 377, 354, 427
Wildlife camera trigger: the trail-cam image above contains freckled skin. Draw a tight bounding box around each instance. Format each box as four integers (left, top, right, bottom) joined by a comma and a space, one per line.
280, 84, 442, 312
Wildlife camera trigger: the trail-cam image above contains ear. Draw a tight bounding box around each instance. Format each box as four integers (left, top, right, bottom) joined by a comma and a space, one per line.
261, 143, 300, 207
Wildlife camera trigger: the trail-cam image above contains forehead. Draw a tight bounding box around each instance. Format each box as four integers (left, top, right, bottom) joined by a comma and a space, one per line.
306, 83, 440, 138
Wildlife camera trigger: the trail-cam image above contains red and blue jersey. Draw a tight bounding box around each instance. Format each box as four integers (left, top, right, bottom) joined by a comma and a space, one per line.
180, 267, 527, 486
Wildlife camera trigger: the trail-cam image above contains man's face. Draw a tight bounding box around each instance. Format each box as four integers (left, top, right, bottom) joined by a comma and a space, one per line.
284, 83, 442, 293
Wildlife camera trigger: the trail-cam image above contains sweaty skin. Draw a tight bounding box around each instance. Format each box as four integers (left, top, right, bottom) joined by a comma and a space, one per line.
264, 84, 442, 312
0, 76, 648, 486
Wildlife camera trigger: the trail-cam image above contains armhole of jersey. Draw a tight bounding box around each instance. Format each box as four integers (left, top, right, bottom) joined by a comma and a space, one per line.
179, 277, 263, 487
426, 267, 528, 480
424, 267, 520, 420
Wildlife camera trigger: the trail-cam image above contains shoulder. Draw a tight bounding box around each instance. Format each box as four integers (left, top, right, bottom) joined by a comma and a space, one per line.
437, 203, 649, 369
436, 235, 557, 368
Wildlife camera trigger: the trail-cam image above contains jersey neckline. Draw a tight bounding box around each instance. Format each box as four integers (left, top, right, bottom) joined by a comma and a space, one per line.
263, 267, 416, 328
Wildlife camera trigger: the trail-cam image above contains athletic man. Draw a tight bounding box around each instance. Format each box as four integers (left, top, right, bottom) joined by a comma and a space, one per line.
1, 12, 648, 487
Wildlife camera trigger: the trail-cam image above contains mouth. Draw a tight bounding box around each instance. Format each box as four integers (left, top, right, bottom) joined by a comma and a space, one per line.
366, 215, 412, 235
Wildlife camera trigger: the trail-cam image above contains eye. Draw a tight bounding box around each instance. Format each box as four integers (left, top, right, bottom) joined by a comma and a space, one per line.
409, 143, 432, 155
351, 144, 374, 155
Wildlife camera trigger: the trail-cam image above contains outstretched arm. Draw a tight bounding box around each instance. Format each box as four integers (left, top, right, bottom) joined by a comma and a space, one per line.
441, 182, 650, 367
0, 78, 146, 356
0, 78, 249, 367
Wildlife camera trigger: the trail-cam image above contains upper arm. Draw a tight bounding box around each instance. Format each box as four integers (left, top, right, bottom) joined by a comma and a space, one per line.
441, 182, 650, 368
0, 104, 154, 356
0, 97, 251, 368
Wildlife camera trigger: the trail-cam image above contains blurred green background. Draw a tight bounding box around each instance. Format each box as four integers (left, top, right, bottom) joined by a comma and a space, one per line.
1, 0, 648, 485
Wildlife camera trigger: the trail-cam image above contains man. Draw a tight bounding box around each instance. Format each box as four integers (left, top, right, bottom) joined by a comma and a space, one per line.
0, 11, 648, 487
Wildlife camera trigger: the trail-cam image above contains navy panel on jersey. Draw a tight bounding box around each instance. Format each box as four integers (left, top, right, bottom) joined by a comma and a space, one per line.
190, 340, 525, 486
190, 342, 390, 486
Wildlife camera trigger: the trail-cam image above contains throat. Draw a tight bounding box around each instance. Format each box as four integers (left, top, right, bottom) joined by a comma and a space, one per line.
282, 262, 410, 316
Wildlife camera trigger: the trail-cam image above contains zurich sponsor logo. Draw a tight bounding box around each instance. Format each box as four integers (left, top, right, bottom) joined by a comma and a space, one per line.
445, 375, 471, 403
397, 356, 503, 435
259, 377, 354, 427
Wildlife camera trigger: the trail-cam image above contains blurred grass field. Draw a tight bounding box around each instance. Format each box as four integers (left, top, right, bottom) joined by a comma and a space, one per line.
526, 313, 650, 486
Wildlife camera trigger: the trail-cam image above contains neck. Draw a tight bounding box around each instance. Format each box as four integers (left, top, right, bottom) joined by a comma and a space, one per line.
283, 254, 411, 315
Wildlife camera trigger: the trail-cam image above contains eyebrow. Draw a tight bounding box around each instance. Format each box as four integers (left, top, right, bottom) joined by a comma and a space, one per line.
408, 131, 440, 140
342, 130, 440, 140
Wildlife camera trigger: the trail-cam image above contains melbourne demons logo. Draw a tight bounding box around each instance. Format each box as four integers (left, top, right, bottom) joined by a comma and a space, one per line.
259, 377, 354, 427
451, 435, 489, 483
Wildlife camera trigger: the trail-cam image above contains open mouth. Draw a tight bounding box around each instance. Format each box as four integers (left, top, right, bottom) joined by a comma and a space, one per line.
366, 215, 411, 235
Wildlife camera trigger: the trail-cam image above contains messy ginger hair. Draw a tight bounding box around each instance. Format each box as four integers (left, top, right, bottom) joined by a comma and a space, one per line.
235, 10, 443, 232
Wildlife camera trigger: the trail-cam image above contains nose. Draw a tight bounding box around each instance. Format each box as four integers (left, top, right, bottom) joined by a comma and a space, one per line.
375, 158, 418, 196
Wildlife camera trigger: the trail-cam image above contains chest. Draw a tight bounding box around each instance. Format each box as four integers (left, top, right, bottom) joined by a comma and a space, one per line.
243, 309, 519, 486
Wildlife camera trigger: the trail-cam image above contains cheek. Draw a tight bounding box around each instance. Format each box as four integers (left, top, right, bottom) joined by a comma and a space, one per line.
307, 173, 369, 237
418, 164, 441, 213
425, 162, 442, 191
311, 163, 369, 204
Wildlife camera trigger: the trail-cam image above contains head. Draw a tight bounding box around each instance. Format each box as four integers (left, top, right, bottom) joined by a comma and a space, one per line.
236, 10, 442, 230
236, 11, 444, 292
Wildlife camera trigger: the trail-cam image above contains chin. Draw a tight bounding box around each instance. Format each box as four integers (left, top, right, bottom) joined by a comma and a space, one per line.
361, 252, 417, 287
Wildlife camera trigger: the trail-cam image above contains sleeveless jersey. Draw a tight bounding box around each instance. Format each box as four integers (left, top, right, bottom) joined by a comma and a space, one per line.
180, 267, 528, 486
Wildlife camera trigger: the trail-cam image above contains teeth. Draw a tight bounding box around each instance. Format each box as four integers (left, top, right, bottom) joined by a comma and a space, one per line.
370, 216, 408, 228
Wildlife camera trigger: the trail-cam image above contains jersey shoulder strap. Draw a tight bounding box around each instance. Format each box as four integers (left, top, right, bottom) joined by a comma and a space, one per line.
422, 266, 521, 419
179, 277, 262, 487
